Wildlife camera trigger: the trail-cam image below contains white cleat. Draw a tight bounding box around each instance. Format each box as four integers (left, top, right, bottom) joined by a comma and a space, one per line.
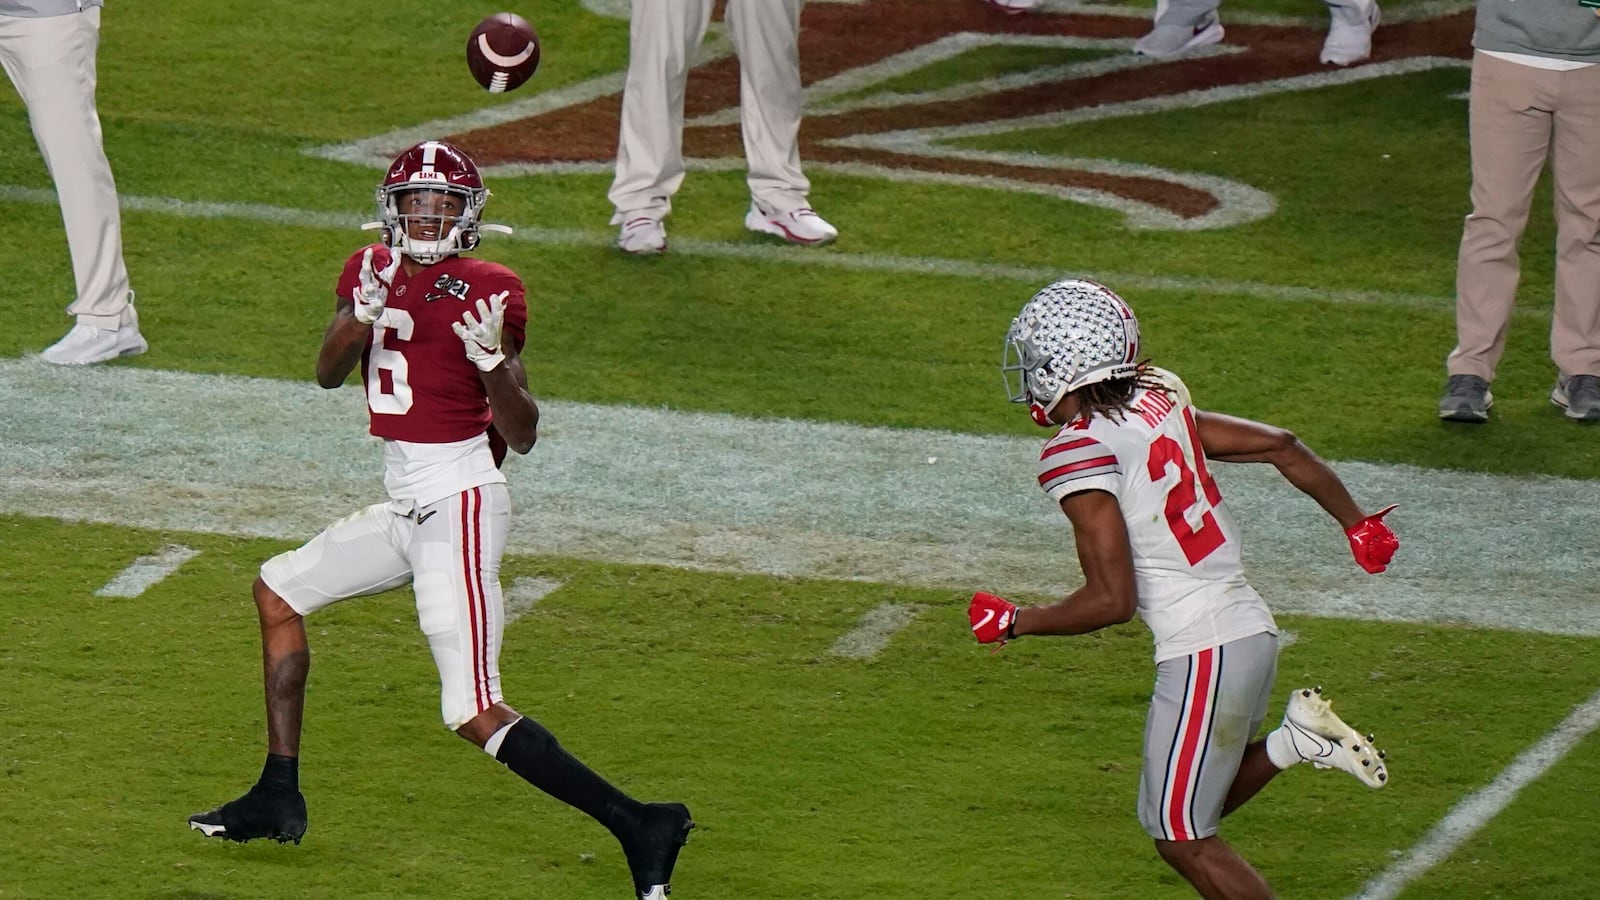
1321, 0, 1380, 66
1133, 14, 1225, 60
40, 319, 148, 366
618, 216, 667, 255
744, 203, 838, 246
1281, 686, 1389, 788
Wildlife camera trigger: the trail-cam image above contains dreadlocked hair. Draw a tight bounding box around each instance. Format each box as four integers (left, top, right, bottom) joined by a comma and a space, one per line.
1073, 361, 1170, 423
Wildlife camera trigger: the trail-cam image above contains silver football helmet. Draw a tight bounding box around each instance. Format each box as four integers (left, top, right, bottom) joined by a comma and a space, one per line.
1001, 279, 1141, 425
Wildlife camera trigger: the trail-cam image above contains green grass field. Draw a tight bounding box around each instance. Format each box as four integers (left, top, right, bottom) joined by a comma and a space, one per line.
2, 1, 1597, 898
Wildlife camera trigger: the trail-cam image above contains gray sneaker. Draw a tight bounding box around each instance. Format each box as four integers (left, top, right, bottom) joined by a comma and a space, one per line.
1439, 374, 1492, 423
1552, 374, 1600, 422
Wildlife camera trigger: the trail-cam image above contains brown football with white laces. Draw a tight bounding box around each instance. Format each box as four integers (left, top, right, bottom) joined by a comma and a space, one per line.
466, 13, 540, 93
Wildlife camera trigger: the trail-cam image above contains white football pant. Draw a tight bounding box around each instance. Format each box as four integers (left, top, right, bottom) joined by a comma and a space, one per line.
609, 0, 811, 222
260, 484, 510, 731
0, 7, 133, 329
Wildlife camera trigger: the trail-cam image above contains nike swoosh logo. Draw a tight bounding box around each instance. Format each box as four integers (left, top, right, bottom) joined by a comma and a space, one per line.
477, 34, 535, 68
416, 510, 438, 525
974, 609, 996, 632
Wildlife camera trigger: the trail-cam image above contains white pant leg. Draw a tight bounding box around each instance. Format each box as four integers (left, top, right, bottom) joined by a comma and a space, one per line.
607, 0, 716, 223
727, 0, 810, 213
259, 501, 416, 616
410, 484, 510, 730
0, 8, 131, 329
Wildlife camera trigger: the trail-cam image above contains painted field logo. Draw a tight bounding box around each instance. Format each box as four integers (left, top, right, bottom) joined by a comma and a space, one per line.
322, 0, 1472, 231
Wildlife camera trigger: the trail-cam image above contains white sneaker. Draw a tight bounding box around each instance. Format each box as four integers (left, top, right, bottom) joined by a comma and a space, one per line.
745, 204, 838, 245
982, 0, 1040, 14
1278, 687, 1389, 788
40, 319, 148, 366
1321, 0, 1380, 66
618, 216, 667, 255
1133, 13, 1225, 59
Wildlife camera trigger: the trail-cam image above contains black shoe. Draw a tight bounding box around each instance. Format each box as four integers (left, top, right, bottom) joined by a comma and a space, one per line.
188, 785, 308, 844
620, 802, 694, 899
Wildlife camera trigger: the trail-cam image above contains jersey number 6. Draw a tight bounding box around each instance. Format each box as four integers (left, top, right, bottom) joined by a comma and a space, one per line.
366, 309, 415, 415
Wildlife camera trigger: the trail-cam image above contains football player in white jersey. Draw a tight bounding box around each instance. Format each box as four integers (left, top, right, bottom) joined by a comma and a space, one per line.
967, 279, 1400, 899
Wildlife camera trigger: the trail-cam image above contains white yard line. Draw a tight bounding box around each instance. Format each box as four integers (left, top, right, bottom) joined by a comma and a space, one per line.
2, 360, 1596, 637
830, 603, 924, 659
1350, 685, 1600, 900
92, 544, 200, 598
505, 576, 566, 623
0, 184, 1464, 310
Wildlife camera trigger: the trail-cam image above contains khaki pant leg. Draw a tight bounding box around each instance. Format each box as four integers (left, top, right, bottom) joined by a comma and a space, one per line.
1548, 63, 1600, 378
1447, 52, 1555, 381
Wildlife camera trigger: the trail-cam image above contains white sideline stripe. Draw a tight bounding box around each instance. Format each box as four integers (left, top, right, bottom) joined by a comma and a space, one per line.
505, 576, 564, 623
1350, 685, 1600, 900
2, 360, 1597, 637
831, 603, 923, 659
93, 544, 200, 598
0, 183, 1473, 311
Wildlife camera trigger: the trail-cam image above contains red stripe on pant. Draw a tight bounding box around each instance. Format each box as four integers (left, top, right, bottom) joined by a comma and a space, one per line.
461, 488, 487, 714
469, 487, 491, 711
1166, 647, 1216, 840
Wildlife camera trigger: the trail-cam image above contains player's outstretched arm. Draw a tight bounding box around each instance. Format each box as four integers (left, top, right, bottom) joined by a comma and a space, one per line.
1193, 410, 1399, 572
1193, 410, 1364, 528
1013, 489, 1138, 637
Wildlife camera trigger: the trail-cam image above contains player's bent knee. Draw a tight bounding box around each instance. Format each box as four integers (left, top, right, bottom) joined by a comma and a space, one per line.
252, 576, 302, 627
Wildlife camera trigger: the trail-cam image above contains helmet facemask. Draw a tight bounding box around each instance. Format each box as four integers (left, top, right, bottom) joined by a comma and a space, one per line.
378, 183, 486, 265
1000, 279, 1142, 426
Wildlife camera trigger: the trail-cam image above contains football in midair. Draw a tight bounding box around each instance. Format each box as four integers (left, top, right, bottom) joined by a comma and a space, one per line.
466, 13, 540, 93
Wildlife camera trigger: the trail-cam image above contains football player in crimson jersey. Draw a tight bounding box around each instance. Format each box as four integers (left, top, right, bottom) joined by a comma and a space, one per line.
188, 140, 692, 900
967, 280, 1399, 899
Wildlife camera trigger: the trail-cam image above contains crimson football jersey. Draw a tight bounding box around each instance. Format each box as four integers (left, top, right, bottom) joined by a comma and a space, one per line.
336, 246, 529, 444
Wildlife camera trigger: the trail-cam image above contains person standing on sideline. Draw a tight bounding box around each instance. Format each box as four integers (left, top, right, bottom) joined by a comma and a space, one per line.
968, 279, 1399, 898
1439, 0, 1600, 424
187, 141, 693, 900
610, 0, 836, 255
0, 0, 146, 365
977, 0, 1380, 67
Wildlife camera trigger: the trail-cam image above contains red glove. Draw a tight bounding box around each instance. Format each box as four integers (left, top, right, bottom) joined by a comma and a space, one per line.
1345, 504, 1399, 574
968, 591, 1019, 645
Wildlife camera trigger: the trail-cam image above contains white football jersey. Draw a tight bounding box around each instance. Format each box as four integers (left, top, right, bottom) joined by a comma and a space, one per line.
1036, 368, 1276, 661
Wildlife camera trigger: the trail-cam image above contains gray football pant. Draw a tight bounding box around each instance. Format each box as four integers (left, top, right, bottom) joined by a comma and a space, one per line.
1138, 631, 1278, 841
608, 0, 811, 223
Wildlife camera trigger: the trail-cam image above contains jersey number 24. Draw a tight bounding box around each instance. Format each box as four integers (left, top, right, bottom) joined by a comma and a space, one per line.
1145, 408, 1224, 565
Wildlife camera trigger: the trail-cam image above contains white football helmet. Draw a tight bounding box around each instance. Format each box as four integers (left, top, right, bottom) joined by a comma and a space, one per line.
1001, 279, 1141, 426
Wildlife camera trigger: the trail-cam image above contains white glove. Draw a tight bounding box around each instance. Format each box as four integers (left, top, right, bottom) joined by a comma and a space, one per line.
452, 290, 509, 372
352, 245, 402, 325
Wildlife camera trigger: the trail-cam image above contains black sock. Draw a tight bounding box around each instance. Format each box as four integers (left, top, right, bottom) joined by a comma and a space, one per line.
257, 753, 299, 794
495, 718, 642, 836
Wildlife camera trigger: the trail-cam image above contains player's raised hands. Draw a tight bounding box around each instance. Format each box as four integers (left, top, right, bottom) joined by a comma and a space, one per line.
453, 290, 508, 372
352, 245, 402, 325
1345, 504, 1399, 574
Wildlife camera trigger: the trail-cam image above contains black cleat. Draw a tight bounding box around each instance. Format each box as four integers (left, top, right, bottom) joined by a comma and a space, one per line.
621, 802, 694, 900
188, 785, 308, 844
